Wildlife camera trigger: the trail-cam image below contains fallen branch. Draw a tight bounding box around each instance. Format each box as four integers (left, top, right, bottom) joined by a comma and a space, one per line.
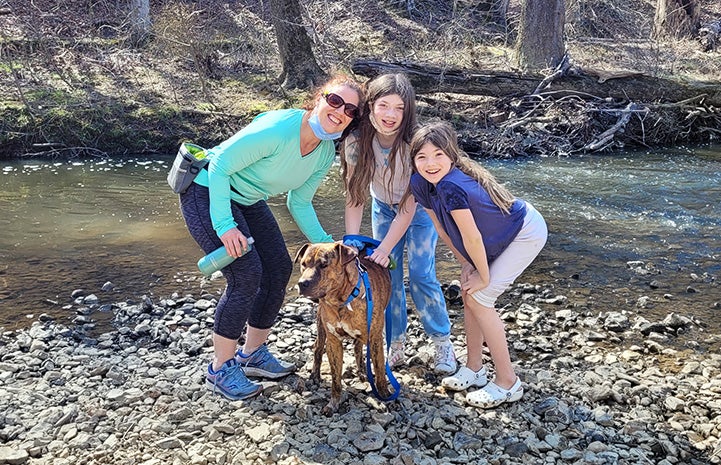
532, 53, 571, 95
501, 116, 556, 134
582, 102, 646, 151
352, 59, 721, 106
583, 67, 644, 84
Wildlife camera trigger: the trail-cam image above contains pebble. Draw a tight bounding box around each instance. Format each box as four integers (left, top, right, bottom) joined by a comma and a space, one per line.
0, 280, 719, 465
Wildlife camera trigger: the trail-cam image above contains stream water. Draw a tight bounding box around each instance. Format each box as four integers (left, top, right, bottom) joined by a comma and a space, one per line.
1, 147, 719, 340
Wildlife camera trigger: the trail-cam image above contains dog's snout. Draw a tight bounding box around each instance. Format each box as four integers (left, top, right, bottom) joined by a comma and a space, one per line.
297, 273, 323, 299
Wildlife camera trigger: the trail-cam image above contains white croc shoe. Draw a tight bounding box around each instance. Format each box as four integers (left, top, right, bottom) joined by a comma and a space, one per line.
441, 366, 488, 391
466, 377, 523, 409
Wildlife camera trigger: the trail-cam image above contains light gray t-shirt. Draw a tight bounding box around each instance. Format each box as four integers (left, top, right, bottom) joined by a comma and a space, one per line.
343, 133, 411, 205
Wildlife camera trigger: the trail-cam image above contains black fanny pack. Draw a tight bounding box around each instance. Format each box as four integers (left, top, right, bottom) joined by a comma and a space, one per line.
167, 142, 242, 196
167, 142, 208, 194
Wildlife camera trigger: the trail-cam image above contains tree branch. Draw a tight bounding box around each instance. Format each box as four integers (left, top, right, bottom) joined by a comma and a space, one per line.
582, 102, 647, 151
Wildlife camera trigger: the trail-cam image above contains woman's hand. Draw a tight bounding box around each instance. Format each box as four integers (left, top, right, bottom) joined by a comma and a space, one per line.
219, 228, 250, 258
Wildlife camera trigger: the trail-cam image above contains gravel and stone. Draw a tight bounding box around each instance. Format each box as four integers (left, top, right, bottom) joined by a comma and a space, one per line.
1, 267, 720, 465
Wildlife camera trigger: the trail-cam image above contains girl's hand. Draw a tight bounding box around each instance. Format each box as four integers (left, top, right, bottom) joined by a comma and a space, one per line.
461, 261, 475, 284
367, 247, 391, 268
219, 228, 250, 258
461, 268, 485, 295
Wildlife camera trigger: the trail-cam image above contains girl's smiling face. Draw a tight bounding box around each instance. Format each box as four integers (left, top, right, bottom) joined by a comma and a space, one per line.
413, 141, 453, 185
370, 93, 404, 135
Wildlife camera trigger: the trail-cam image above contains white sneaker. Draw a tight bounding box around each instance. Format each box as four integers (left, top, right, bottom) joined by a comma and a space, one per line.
433, 338, 457, 375
387, 340, 406, 368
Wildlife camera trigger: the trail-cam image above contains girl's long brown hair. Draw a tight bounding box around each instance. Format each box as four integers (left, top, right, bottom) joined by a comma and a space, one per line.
406, 121, 516, 214
341, 73, 417, 207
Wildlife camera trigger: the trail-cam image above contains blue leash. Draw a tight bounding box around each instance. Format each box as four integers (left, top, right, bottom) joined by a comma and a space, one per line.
344, 235, 396, 348
342, 234, 397, 270
342, 238, 401, 402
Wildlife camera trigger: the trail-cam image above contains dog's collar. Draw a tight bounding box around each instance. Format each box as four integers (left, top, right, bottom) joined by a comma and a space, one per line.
342, 258, 367, 308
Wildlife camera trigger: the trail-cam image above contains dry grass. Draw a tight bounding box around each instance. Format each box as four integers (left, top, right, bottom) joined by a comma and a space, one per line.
1, 0, 720, 157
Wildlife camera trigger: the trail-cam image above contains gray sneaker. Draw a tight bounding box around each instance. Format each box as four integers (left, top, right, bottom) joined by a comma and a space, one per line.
237, 344, 296, 379
387, 340, 406, 369
433, 337, 458, 375
206, 359, 263, 400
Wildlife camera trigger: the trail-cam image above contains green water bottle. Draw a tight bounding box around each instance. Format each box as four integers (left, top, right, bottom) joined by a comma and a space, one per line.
197, 237, 255, 276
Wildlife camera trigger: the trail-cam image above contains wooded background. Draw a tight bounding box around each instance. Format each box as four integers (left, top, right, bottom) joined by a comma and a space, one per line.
1, 0, 720, 157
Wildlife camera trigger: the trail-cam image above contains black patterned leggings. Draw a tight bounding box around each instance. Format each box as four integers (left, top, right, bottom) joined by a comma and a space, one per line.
179, 183, 292, 340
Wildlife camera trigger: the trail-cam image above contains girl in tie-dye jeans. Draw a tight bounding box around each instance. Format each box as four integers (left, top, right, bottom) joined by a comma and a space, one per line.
340, 73, 456, 374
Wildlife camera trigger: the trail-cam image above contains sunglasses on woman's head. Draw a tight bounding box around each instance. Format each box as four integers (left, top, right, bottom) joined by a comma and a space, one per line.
322, 92, 359, 119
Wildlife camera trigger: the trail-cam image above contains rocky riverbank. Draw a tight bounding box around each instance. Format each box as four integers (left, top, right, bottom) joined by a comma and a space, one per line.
1, 274, 720, 465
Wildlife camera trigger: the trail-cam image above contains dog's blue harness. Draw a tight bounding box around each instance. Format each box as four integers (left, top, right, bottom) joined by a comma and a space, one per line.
342, 234, 397, 270
342, 236, 401, 402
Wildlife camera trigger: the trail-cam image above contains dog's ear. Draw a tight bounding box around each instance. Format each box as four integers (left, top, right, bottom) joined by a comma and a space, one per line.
294, 243, 311, 264
336, 242, 357, 266
337, 243, 359, 284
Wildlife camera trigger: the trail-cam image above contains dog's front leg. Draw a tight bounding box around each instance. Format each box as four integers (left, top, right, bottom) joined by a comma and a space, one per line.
323, 334, 344, 416
310, 312, 327, 384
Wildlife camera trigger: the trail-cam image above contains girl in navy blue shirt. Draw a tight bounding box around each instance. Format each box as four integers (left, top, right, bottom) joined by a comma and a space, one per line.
407, 121, 547, 408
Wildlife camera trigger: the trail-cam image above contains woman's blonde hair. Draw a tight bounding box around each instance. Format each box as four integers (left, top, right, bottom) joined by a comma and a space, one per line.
407, 121, 516, 214
341, 73, 417, 207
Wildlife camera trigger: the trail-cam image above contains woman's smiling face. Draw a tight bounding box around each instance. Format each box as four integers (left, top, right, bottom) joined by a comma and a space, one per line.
316, 85, 360, 133
413, 141, 453, 185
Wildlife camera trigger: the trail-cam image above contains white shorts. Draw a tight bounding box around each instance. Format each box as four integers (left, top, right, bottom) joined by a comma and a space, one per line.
471, 201, 548, 308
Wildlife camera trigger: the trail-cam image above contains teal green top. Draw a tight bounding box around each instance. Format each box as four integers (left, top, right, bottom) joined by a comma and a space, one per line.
193, 109, 335, 242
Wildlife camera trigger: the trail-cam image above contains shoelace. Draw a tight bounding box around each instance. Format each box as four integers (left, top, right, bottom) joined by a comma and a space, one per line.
227, 365, 257, 390
435, 343, 455, 364
213, 363, 235, 387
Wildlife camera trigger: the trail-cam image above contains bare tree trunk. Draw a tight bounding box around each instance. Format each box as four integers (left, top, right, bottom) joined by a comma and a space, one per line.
652, 0, 700, 40
514, 0, 565, 72
129, 0, 151, 46
269, 0, 326, 90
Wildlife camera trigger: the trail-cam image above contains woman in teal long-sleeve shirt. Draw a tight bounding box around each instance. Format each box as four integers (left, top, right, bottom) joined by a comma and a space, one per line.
179, 73, 364, 401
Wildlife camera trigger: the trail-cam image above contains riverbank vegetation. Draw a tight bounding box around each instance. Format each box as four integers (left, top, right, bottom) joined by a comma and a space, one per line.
1, 0, 720, 158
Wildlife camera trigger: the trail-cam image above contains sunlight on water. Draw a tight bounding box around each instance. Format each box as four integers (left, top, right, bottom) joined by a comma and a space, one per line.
483, 150, 721, 264
0, 147, 719, 332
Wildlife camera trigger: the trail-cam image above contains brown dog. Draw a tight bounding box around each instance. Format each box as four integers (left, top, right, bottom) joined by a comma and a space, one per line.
294, 242, 392, 415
